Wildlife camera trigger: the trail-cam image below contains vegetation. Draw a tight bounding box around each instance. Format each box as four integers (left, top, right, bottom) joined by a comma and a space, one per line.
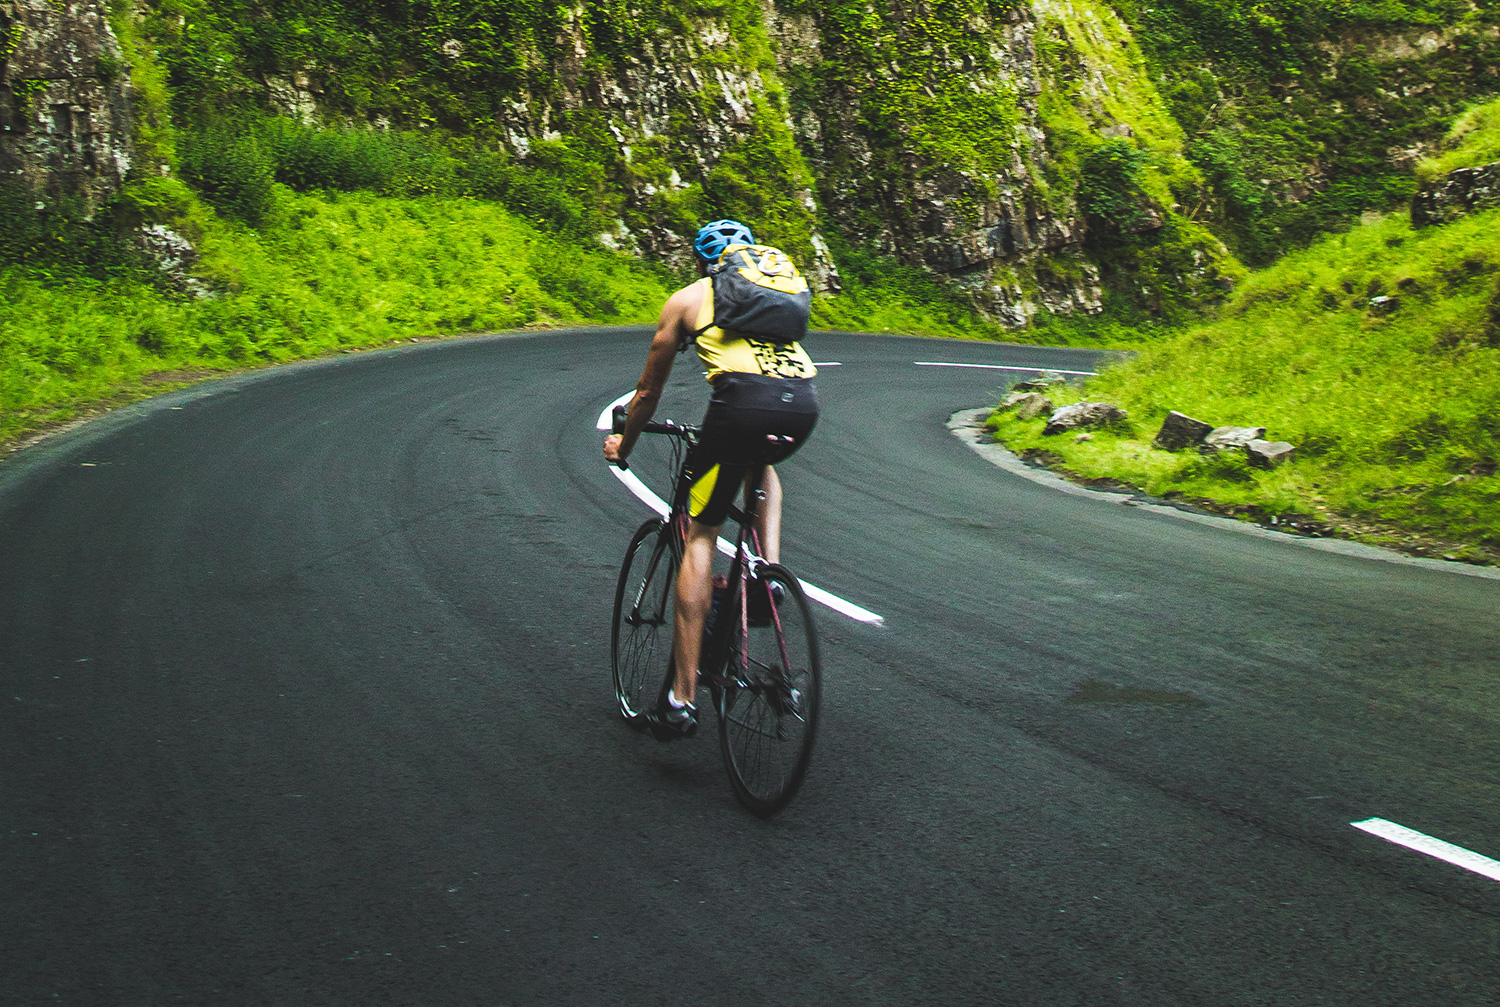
0, 184, 675, 444
989, 203, 1500, 561
1418, 95, 1500, 180
0, 174, 1023, 445
139, 0, 824, 262
6, 0, 1500, 561
811, 236, 1019, 340
1109, 0, 1500, 264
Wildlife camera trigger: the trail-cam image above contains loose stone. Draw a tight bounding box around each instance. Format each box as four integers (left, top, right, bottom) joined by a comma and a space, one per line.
1014, 392, 1054, 420
1245, 439, 1296, 469
1043, 402, 1127, 435
1012, 371, 1067, 392
1153, 410, 1212, 450
1203, 425, 1267, 452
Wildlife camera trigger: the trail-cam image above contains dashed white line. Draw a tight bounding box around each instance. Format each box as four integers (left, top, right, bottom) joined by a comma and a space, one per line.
914, 360, 1098, 376
1351, 818, 1500, 882
811, 361, 842, 366
595, 391, 884, 626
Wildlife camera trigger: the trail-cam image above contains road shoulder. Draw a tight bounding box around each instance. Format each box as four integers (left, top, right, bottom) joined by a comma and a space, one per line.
948, 407, 1500, 583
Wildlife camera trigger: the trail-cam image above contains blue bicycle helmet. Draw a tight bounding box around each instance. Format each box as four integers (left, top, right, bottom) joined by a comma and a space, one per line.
693, 219, 755, 263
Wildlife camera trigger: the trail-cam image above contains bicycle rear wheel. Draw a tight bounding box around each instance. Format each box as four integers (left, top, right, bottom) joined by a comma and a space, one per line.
718, 563, 821, 816
612, 518, 678, 725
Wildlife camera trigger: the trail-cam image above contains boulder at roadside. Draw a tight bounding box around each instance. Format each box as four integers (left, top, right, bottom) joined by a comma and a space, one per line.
1246, 439, 1296, 468
999, 391, 1055, 420
1012, 371, 1067, 392
1154, 411, 1212, 450
1203, 425, 1266, 452
1044, 402, 1127, 436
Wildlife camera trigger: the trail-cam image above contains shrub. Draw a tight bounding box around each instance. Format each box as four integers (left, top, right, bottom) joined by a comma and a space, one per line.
258, 118, 401, 192
177, 127, 275, 225
1078, 140, 1153, 238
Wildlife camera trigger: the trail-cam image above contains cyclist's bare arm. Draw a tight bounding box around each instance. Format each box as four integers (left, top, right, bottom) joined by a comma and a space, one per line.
603, 282, 703, 465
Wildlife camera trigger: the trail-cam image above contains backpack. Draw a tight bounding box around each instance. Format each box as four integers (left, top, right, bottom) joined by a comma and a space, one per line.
697, 244, 811, 345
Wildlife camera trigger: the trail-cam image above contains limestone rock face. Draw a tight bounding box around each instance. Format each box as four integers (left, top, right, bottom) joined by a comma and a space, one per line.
468, 9, 844, 289
0, 0, 133, 211
354, 0, 1221, 313
1411, 161, 1500, 227
781, 1, 1100, 317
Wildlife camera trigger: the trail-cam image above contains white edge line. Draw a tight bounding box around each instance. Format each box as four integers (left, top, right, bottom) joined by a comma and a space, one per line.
1351, 818, 1500, 883
609, 465, 669, 518
596, 389, 636, 431
799, 581, 884, 625
599, 391, 884, 626
914, 360, 1097, 376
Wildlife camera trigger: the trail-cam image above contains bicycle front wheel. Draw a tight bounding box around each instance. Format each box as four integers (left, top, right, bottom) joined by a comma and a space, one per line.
612, 518, 678, 725
718, 563, 821, 817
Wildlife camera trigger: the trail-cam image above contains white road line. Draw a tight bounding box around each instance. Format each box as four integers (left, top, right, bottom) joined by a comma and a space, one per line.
811, 361, 843, 366
596, 390, 635, 432
595, 391, 885, 626
799, 582, 884, 624
610, 465, 668, 518
914, 360, 1098, 376
1351, 818, 1500, 882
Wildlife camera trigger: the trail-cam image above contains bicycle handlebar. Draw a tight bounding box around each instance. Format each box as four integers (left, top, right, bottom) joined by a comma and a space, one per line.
610, 404, 698, 470
611, 404, 699, 439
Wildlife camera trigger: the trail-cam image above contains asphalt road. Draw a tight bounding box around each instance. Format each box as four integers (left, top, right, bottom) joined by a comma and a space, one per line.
2, 328, 1498, 1005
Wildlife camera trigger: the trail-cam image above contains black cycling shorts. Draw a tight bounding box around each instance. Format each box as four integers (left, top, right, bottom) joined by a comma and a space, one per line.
677, 373, 819, 527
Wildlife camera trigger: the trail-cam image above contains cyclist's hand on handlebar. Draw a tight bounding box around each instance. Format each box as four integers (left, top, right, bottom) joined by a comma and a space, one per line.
603, 433, 629, 469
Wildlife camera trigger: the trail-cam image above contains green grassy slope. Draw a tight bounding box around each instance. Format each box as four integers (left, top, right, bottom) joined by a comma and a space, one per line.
989, 198, 1500, 560
1, 177, 1024, 448
0, 184, 676, 446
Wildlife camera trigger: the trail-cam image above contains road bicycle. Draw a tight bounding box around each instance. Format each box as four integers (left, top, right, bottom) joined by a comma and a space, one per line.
609, 406, 821, 817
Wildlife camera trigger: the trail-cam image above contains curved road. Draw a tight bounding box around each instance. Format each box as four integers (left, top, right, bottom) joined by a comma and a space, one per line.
2, 329, 1498, 1004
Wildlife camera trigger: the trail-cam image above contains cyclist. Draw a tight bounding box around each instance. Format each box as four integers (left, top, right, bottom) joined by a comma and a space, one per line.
603, 220, 819, 739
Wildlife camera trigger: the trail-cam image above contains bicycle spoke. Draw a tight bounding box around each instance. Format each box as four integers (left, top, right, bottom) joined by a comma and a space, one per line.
612, 520, 677, 723
717, 565, 821, 817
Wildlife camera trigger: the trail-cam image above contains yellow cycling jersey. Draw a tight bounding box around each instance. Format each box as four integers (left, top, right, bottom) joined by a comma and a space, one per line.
690, 276, 817, 384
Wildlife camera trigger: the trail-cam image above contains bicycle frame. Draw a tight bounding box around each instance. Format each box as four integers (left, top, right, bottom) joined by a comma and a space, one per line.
614, 405, 799, 706
698, 476, 772, 694
611, 405, 822, 815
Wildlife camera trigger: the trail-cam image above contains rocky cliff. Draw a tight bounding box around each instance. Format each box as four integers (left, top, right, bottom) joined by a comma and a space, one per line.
249, 0, 1222, 321
8, 0, 1500, 328
0, 0, 131, 211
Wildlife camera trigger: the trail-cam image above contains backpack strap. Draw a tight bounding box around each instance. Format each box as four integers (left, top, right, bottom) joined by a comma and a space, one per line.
683, 275, 717, 350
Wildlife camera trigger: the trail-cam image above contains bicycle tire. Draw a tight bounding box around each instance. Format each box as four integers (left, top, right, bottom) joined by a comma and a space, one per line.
612, 518, 678, 725
717, 563, 821, 816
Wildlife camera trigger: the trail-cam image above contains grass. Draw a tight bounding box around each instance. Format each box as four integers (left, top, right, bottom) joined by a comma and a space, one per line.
0, 185, 676, 446
1417, 96, 1500, 181
810, 237, 1035, 342
1, 180, 1048, 450
987, 207, 1500, 562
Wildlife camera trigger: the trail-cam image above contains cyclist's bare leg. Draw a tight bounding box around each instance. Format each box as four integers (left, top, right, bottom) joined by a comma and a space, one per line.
672, 518, 721, 705
751, 465, 782, 565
